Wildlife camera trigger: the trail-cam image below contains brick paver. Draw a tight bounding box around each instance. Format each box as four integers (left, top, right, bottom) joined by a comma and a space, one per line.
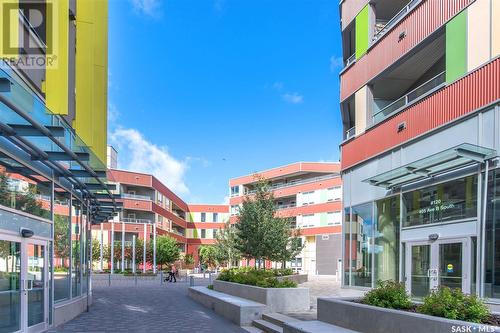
50, 277, 246, 333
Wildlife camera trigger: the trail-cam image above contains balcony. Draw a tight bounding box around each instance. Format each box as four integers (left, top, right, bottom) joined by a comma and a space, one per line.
277, 203, 296, 210
121, 193, 152, 201
373, 71, 446, 123
121, 217, 153, 224
345, 126, 356, 141
372, 0, 421, 44
245, 174, 337, 195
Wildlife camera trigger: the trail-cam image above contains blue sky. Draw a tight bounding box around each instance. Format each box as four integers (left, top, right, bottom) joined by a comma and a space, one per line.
108, 0, 343, 204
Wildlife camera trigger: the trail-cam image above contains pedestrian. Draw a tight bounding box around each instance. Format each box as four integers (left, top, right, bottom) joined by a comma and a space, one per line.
169, 264, 177, 283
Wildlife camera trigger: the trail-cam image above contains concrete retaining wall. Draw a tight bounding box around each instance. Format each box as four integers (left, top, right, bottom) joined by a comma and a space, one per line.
276, 274, 308, 284
54, 294, 92, 327
213, 280, 310, 312
188, 286, 265, 326
317, 297, 499, 333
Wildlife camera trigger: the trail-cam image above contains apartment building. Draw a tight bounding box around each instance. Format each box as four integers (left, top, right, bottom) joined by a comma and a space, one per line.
0, 1, 117, 331
339, 0, 500, 304
92, 169, 229, 270
229, 162, 342, 275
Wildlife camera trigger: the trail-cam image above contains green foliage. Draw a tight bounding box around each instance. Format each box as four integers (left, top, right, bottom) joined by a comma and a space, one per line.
417, 287, 490, 323
217, 267, 297, 288
183, 253, 195, 266
199, 245, 218, 268
234, 177, 304, 267
54, 214, 70, 259
362, 280, 412, 310
214, 220, 241, 267
156, 235, 180, 268
207, 284, 214, 290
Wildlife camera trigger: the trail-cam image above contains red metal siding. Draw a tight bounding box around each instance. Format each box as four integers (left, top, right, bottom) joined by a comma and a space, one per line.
123, 198, 152, 211
341, 58, 500, 170
108, 169, 152, 187
340, 0, 474, 101
276, 201, 342, 218
151, 177, 188, 212
153, 203, 188, 228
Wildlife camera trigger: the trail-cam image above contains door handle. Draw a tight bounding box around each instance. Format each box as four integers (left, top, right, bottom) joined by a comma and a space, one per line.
27, 279, 33, 291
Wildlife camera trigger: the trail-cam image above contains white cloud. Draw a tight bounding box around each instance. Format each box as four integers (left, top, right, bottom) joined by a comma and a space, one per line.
330, 55, 343, 72
110, 127, 189, 195
131, 0, 162, 17
272, 81, 284, 90
281, 92, 304, 104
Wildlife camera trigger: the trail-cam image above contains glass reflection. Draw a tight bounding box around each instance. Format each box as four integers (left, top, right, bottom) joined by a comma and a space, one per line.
351, 203, 374, 287
53, 187, 70, 302
0, 240, 21, 333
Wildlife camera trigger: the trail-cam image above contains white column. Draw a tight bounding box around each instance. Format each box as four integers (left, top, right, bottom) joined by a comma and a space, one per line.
99, 223, 103, 271
110, 222, 114, 274
121, 222, 125, 271
143, 223, 147, 273
132, 235, 136, 274
153, 224, 157, 274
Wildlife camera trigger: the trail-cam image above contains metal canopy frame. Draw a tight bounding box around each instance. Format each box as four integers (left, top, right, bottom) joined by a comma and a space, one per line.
0, 72, 120, 223
363, 143, 496, 189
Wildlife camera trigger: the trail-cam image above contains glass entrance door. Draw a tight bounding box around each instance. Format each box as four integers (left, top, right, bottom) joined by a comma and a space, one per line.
0, 235, 48, 333
406, 238, 470, 298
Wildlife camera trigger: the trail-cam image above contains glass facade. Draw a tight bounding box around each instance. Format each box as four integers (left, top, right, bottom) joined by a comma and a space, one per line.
375, 196, 400, 282
53, 188, 71, 302
402, 175, 477, 227
350, 203, 373, 287
71, 197, 81, 297
485, 169, 500, 299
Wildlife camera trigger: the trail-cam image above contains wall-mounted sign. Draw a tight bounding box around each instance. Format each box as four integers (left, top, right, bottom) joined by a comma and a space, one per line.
447, 264, 454, 273
418, 199, 456, 215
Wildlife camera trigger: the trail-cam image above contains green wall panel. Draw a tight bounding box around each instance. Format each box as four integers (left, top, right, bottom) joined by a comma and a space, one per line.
446, 10, 467, 83
320, 212, 327, 226
355, 5, 369, 59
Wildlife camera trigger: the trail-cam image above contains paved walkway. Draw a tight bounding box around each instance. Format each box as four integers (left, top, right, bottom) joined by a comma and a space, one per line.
50, 278, 245, 333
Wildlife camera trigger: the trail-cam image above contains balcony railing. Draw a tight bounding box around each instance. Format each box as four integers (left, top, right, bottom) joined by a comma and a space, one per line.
120, 218, 153, 224
345, 126, 356, 140
373, 71, 446, 124
277, 203, 296, 210
345, 54, 356, 67
121, 193, 152, 201
245, 174, 338, 195
170, 229, 185, 236
372, 0, 421, 43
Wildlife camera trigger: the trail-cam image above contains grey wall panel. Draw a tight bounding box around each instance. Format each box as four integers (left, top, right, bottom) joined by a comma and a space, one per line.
316, 234, 342, 275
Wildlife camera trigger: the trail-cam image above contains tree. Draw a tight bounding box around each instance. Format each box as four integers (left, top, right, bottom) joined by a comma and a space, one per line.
215, 221, 241, 267
156, 235, 180, 269
183, 253, 194, 266
199, 245, 218, 269
234, 177, 304, 268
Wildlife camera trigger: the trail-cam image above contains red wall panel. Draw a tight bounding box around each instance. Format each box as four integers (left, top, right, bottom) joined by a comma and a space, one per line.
340, 0, 474, 101
341, 59, 500, 170
341, 0, 370, 30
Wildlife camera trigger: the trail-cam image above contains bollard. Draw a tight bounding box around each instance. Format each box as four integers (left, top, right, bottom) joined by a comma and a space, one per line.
108, 273, 111, 287
190, 275, 194, 287
208, 273, 212, 284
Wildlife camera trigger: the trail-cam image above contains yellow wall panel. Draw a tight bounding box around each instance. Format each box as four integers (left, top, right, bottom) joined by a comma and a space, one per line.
45, 0, 69, 115
493, 0, 500, 57
467, 0, 490, 71
354, 86, 367, 136
74, 0, 108, 164
0, 0, 19, 58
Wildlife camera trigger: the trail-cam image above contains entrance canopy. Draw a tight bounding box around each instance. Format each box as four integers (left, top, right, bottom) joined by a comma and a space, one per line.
363, 143, 496, 189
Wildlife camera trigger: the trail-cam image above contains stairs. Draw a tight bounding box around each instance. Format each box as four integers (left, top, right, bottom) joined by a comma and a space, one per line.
242, 312, 360, 333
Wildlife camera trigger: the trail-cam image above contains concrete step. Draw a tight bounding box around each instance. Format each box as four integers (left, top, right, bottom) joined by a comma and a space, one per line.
252, 319, 283, 333
241, 326, 264, 333
261, 313, 301, 327
283, 320, 359, 333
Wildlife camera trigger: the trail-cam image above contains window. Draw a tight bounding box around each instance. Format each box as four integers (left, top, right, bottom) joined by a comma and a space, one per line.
485, 170, 500, 299
54, 187, 70, 301
213, 229, 217, 238
158, 215, 163, 223
230, 205, 239, 215
402, 175, 478, 227
327, 211, 342, 225
375, 196, 400, 282
302, 191, 315, 205
230, 186, 240, 197
157, 192, 163, 204
327, 186, 342, 202
349, 203, 374, 288
301, 214, 315, 228
201, 212, 206, 222
201, 229, 206, 238
213, 212, 218, 222
71, 197, 82, 297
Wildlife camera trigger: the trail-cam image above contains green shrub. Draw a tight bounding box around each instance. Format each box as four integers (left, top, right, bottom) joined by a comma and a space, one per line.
417, 287, 490, 323
362, 280, 412, 310
217, 267, 297, 288
207, 284, 213, 290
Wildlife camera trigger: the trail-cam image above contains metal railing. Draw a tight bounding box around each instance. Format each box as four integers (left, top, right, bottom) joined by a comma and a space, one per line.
372, 0, 421, 43
91, 271, 215, 288
345, 126, 356, 140
120, 217, 153, 224
373, 71, 446, 124
277, 203, 296, 210
121, 193, 152, 201
345, 53, 356, 67
245, 174, 338, 195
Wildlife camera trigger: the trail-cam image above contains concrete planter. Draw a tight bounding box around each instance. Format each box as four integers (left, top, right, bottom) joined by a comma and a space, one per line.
276, 274, 308, 284
317, 297, 500, 333
213, 280, 309, 312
